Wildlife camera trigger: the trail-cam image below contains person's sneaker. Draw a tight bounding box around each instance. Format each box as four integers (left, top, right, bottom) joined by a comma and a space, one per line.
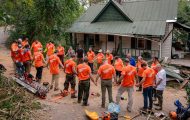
101, 104, 105, 108
50, 85, 53, 90
155, 107, 162, 111
140, 107, 147, 112
154, 103, 159, 106
148, 107, 152, 111
82, 103, 89, 106
71, 95, 77, 99
127, 108, 132, 113
54, 88, 59, 91
77, 100, 81, 103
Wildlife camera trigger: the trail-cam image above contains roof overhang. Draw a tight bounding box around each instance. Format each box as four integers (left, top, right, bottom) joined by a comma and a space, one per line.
173, 22, 190, 33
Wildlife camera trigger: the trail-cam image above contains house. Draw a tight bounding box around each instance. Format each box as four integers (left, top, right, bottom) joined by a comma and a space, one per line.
68, 0, 190, 59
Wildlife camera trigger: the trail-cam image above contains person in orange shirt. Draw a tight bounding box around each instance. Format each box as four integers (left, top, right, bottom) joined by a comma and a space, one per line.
11, 40, 19, 72
63, 54, 77, 98
48, 50, 64, 91
22, 37, 29, 48
87, 47, 95, 73
151, 57, 159, 101
106, 50, 113, 64
151, 57, 159, 74
22, 44, 32, 73
96, 59, 116, 108
114, 56, 124, 84
136, 63, 155, 111
77, 57, 96, 106
136, 56, 146, 91
33, 48, 46, 83
45, 41, 55, 60
96, 49, 104, 69
31, 39, 43, 53
57, 44, 65, 65
116, 58, 138, 112
11, 48, 25, 77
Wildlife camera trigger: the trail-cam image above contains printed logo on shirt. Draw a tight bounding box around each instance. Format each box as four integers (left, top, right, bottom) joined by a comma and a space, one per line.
103, 68, 112, 74
128, 70, 134, 76
148, 73, 153, 77
78, 67, 87, 73
50, 58, 56, 63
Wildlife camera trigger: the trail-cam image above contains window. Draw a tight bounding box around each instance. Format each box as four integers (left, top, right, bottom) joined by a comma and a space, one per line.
95, 34, 99, 42
131, 38, 152, 50
138, 39, 145, 49
131, 37, 137, 49
84, 34, 95, 46
108, 35, 114, 42
146, 40, 152, 50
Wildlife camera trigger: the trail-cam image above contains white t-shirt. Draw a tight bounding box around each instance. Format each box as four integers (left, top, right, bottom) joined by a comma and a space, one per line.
156, 69, 167, 90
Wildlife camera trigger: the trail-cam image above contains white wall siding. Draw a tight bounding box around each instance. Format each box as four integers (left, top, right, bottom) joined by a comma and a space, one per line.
99, 34, 107, 52
161, 23, 173, 58
122, 36, 131, 48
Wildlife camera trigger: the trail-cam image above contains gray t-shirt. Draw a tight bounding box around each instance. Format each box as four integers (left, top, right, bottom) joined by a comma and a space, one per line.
156, 69, 167, 90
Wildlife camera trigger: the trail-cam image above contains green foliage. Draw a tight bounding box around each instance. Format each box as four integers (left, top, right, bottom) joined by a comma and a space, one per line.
185, 83, 190, 103
0, 0, 84, 47
178, 0, 190, 26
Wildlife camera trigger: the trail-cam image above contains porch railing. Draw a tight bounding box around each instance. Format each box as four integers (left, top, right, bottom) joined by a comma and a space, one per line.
115, 48, 160, 59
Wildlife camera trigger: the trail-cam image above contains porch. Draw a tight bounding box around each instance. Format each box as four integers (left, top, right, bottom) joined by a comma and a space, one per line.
73, 33, 160, 59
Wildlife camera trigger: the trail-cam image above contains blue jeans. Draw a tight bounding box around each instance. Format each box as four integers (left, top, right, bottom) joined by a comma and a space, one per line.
15, 62, 25, 76
143, 86, 153, 109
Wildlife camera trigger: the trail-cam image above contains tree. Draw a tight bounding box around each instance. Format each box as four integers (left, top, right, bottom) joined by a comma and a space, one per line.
178, 0, 190, 26
0, 0, 84, 47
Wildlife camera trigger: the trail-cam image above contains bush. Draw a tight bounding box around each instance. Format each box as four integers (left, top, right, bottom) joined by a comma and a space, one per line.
141, 52, 151, 59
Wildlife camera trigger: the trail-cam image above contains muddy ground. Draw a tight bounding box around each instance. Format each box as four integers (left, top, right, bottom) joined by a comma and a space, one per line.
0, 27, 187, 120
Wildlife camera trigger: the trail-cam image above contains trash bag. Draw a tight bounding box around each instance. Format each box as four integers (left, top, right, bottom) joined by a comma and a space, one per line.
108, 103, 120, 114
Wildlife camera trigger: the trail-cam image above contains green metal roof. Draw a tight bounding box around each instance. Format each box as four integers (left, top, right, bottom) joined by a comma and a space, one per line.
68, 0, 178, 36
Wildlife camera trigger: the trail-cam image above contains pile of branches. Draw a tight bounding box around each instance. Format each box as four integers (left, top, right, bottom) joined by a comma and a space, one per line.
0, 71, 41, 120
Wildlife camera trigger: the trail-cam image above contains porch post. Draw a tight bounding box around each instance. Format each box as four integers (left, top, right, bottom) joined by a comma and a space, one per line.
119, 36, 122, 57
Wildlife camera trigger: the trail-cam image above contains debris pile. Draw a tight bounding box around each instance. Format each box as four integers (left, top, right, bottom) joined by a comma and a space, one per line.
0, 65, 41, 120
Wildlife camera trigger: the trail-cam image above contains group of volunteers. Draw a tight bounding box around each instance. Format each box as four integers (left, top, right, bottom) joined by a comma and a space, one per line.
10, 38, 167, 112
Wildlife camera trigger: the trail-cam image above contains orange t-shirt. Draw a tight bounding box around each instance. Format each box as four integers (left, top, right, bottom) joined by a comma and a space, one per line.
96, 53, 104, 64
11, 43, 18, 52
142, 67, 155, 88
33, 52, 44, 67
48, 54, 61, 74
31, 42, 42, 53
22, 50, 32, 62
77, 63, 91, 81
151, 62, 159, 74
46, 43, 55, 56
57, 46, 64, 55
136, 61, 144, 77
87, 51, 95, 63
12, 50, 22, 62
106, 54, 113, 64
64, 59, 76, 74
22, 40, 29, 47
121, 65, 137, 87
114, 58, 124, 71
98, 63, 115, 80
